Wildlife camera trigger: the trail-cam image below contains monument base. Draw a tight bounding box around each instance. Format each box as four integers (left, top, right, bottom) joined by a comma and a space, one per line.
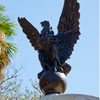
39, 94, 99, 100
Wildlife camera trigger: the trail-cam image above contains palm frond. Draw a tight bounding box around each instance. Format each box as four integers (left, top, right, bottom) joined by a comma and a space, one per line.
0, 4, 16, 37
6, 43, 17, 58
0, 4, 17, 79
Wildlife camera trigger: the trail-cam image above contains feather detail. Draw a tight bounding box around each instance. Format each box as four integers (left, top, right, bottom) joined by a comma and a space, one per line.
56, 0, 81, 64
18, 17, 40, 50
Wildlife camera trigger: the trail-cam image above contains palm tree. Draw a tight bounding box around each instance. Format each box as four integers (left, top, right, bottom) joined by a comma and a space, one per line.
0, 4, 17, 79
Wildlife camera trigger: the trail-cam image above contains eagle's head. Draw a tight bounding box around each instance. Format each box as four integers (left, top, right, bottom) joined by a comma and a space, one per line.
40, 20, 54, 36
40, 20, 50, 28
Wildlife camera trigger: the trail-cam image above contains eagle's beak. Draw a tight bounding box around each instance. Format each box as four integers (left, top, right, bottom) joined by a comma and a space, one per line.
40, 22, 44, 27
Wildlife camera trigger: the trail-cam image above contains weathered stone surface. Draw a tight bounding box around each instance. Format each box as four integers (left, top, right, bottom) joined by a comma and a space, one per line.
40, 94, 99, 100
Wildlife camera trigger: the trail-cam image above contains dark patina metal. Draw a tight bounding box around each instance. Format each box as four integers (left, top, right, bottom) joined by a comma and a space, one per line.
18, 0, 80, 95
39, 70, 67, 94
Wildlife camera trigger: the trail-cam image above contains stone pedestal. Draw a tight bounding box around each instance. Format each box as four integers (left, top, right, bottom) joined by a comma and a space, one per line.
40, 94, 99, 100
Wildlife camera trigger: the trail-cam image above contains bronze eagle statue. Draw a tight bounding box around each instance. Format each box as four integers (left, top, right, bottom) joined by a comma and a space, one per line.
18, 0, 80, 79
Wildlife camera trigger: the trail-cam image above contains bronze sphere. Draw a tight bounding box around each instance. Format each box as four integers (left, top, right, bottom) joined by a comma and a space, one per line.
39, 70, 67, 95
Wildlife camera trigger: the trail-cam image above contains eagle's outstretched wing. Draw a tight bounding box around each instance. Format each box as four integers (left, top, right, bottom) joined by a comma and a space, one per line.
56, 0, 80, 65
18, 17, 40, 50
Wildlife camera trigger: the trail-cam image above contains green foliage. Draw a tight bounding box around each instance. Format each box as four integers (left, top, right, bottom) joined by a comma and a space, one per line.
0, 4, 16, 37
0, 4, 17, 58
0, 4, 17, 79
0, 4, 17, 59
0, 4, 42, 100
0, 67, 42, 100
6, 43, 17, 58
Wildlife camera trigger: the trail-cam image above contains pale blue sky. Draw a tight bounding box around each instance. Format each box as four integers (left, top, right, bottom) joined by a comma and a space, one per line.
1, 0, 99, 97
